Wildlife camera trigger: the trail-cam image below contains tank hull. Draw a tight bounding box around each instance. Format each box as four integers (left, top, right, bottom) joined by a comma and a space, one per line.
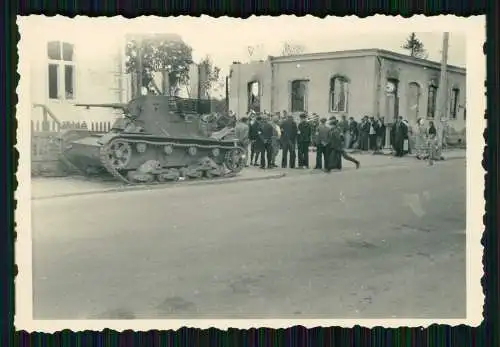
61, 132, 246, 184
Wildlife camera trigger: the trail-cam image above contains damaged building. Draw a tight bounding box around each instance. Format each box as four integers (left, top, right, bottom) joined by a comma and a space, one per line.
228, 49, 466, 134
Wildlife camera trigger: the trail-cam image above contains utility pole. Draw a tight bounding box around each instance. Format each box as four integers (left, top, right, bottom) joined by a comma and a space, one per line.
225, 75, 229, 113
436, 32, 449, 147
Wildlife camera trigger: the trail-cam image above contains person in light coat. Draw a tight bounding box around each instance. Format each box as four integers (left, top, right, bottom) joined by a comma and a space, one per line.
414, 118, 427, 160
234, 117, 250, 166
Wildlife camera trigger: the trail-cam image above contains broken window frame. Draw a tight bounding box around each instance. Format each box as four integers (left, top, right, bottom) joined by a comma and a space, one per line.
427, 84, 438, 119
247, 81, 261, 113
329, 75, 349, 113
290, 79, 308, 113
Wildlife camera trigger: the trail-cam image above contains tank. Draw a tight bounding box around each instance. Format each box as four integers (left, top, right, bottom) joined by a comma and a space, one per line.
59, 95, 246, 184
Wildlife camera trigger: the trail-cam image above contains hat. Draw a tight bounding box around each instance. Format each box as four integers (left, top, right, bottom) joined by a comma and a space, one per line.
299, 113, 307, 119
320, 118, 327, 123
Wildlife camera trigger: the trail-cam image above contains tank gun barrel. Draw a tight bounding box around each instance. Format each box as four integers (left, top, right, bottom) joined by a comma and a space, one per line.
75, 103, 128, 111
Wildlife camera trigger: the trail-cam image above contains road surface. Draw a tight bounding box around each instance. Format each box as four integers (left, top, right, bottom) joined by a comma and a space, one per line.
32, 158, 466, 319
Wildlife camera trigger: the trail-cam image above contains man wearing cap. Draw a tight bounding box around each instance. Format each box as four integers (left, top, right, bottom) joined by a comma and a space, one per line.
249, 114, 261, 165
314, 118, 330, 170
280, 114, 298, 168
257, 115, 275, 169
297, 113, 312, 169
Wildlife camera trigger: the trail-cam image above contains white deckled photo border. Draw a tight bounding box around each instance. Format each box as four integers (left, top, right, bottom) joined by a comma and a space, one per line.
15, 14, 485, 332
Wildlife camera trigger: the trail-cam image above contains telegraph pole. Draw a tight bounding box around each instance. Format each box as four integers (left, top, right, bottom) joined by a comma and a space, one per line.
436, 32, 450, 146
225, 75, 229, 112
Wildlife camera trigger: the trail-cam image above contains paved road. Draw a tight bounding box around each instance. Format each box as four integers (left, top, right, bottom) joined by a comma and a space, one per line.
32, 159, 466, 319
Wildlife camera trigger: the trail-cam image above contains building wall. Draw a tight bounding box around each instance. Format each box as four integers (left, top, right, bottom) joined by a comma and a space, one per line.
271, 55, 376, 120
229, 60, 273, 117
228, 51, 466, 133
377, 57, 466, 131
229, 56, 377, 121
25, 20, 127, 126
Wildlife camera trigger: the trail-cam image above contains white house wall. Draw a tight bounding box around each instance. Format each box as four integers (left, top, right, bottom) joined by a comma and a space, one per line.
23, 18, 125, 125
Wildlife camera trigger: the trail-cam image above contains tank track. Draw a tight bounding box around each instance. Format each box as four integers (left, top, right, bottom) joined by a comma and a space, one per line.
99, 136, 245, 185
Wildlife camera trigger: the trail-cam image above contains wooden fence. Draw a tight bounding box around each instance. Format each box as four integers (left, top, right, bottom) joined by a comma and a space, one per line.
31, 120, 112, 133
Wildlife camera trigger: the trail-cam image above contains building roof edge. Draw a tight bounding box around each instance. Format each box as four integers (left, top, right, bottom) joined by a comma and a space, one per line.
268, 48, 466, 74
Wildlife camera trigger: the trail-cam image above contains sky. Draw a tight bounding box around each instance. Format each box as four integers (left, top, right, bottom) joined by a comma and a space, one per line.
19, 15, 479, 98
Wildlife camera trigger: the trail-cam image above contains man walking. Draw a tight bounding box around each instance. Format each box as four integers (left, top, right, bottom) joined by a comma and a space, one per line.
280, 114, 298, 168
326, 119, 360, 172
314, 118, 330, 170
326, 119, 342, 172
297, 113, 312, 169
234, 117, 250, 166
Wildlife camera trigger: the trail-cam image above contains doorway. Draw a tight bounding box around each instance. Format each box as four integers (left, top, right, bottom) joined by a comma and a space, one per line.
406, 82, 421, 125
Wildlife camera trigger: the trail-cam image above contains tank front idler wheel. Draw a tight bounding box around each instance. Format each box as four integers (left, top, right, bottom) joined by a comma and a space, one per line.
105, 140, 132, 170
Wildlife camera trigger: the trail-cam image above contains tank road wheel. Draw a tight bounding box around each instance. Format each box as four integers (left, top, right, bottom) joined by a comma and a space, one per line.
224, 148, 245, 174
157, 169, 180, 182
127, 171, 155, 184
205, 165, 226, 178
104, 140, 132, 170
185, 164, 204, 179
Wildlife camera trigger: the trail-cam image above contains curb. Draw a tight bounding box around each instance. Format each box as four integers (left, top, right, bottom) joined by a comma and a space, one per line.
32, 172, 287, 201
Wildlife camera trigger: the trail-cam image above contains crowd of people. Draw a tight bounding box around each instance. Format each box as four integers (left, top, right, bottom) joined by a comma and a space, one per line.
233, 110, 444, 170
234, 110, 361, 172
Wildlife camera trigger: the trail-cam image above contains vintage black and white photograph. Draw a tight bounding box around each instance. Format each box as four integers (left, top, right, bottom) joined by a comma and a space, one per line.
16, 15, 484, 331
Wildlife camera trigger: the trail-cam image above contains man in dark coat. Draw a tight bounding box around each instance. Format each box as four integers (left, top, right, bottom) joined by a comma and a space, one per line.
314, 118, 330, 169
339, 115, 349, 149
297, 113, 312, 169
248, 115, 261, 165
359, 116, 370, 151
348, 117, 358, 149
326, 119, 361, 172
326, 119, 343, 171
257, 116, 275, 169
391, 116, 408, 157
280, 114, 298, 168
374, 117, 385, 153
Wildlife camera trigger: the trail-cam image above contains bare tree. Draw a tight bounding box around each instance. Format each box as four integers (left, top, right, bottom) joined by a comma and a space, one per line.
402, 33, 428, 59
280, 42, 306, 56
